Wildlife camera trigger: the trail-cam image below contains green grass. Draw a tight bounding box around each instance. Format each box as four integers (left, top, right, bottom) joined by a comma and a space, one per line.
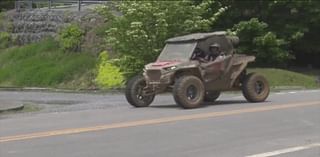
248, 68, 319, 89
16, 103, 42, 113
0, 38, 97, 88
0, 39, 318, 90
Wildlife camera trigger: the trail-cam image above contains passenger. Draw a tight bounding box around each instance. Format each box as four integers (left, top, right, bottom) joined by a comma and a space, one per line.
207, 43, 225, 61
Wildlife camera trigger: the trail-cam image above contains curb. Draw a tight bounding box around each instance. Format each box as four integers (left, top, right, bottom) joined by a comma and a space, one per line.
272, 86, 306, 90
0, 87, 124, 94
0, 101, 24, 113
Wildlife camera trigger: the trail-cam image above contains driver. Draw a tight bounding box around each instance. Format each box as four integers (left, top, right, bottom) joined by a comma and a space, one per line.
207, 43, 225, 61
191, 48, 206, 61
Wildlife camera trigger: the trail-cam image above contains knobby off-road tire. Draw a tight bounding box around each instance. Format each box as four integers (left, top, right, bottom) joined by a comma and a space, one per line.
173, 76, 205, 109
125, 75, 155, 107
204, 91, 221, 102
242, 73, 269, 102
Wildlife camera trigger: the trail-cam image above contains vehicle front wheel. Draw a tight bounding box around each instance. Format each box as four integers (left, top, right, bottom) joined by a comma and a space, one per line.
173, 76, 205, 109
242, 73, 269, 102
125, 75, 155, 107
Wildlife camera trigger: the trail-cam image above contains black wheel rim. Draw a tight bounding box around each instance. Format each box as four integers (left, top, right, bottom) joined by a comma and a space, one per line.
186, 85, 197, 100
135, 81, 146, 101
254, 80, 264, 94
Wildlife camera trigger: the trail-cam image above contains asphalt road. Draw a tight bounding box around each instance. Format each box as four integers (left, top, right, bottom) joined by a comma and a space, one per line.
0, 90, 320, 157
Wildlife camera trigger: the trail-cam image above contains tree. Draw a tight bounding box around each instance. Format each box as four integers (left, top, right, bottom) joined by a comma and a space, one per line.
215, 0, 320, 67
230, 18, 290, 66
101, 0, 227, 77
0, 0, 15, 12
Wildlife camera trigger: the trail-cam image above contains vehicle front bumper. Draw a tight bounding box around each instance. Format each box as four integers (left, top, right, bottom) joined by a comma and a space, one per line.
143, 70, 174, 92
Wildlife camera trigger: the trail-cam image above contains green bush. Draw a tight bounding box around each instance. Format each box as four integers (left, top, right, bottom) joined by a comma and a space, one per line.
95, 51, 124, 88
0, 12, 13, 34
0, 32, 10, 49
253, 32, 290, 65
58, 24, 84, 52
230, 18, 290, 66
110, 55, 145, 79
100, 1, 227, 77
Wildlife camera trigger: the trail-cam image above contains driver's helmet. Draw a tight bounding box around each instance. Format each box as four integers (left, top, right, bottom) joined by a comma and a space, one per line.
209, 43, 220, 49
209, 43, 221, 55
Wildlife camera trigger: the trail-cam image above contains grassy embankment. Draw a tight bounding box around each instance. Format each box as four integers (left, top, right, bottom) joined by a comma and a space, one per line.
0, 39, 96, 89
0, 39, 318, 89
248, 68, 319, 89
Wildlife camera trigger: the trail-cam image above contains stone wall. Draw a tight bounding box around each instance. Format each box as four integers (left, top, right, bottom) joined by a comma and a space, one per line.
4, 9, 105, 46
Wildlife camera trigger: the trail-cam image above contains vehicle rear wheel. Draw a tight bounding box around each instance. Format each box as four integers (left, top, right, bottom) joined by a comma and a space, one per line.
242, 73, 269, 102
173, 76, 205, 109
125, 75, 155, 107
204, 91, 220, 102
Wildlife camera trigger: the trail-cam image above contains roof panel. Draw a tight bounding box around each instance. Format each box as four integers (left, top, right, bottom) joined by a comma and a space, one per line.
166, 31, 226, 43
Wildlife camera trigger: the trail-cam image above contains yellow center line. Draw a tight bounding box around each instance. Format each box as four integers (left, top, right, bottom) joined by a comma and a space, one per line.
1, 101, 319, 143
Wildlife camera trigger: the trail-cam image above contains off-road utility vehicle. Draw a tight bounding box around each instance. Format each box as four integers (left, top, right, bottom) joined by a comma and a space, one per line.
125, 31, 269, 109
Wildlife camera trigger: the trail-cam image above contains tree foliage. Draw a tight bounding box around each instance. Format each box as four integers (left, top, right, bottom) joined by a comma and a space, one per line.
215, 0, 320, 67
0, 0, 15, 12
103, 0, 227, 76
230, 18, 290, 66
58, 24, 84, 52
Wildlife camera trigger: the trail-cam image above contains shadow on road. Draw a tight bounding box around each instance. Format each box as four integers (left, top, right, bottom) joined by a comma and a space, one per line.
150, 104, 178, 109
207, 100, 248, 106
150, 100, 249, 109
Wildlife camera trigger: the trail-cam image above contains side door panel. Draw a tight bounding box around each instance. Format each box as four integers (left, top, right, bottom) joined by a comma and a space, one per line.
202, 55, 233, 90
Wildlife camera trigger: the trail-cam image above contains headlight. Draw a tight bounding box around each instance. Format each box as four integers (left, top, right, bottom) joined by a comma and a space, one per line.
164, 66, 177, 71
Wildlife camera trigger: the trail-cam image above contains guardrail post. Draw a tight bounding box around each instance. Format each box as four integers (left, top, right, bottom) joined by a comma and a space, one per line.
29, 0, 33, 9
15, 0, 20, 12
48, 0, 52, 10
78, 0, 82, 11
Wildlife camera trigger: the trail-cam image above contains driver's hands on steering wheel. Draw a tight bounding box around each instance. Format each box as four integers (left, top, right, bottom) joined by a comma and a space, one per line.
196, 57, 208, 63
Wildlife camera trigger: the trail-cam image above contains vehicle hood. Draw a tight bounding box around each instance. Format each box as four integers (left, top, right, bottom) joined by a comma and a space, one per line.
145, 61, 182, 69
145, 60, 199, 70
